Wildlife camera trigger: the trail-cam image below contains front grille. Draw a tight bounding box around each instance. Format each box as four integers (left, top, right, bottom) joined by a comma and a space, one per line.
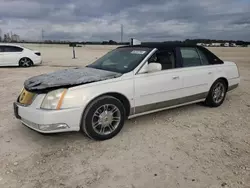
18, 89, 36, 105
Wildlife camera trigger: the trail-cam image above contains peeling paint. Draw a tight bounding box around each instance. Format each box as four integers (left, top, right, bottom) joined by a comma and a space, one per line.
24, 67, 122, 92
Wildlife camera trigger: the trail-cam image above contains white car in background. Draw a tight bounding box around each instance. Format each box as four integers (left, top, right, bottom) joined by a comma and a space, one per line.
14, 43, 240, 140
0, 43, 42, 67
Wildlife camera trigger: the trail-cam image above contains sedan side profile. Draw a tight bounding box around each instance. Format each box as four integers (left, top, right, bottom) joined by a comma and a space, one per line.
13, 43, 240, 140
0, 44, 42, 67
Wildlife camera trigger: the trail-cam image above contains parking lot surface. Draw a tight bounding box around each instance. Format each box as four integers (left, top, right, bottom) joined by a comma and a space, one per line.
0, 44, 250, 188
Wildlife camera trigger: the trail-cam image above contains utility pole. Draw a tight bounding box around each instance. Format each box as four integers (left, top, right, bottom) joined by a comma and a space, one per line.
10, 31, 13, 42
41, 29, 45, 42
0, 28, 2, 42
121, 24, 123, 43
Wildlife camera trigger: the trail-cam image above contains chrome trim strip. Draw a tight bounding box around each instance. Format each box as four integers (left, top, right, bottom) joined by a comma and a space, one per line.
138, 84, 207, 97
228, 76, 240, 80
130, 92, 207, 115
128, 99, 205, 119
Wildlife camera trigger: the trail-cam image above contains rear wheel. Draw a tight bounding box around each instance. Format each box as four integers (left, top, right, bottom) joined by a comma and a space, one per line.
19, 57, 33, 67
205, 79, 227, 107
81, 96, 126, 140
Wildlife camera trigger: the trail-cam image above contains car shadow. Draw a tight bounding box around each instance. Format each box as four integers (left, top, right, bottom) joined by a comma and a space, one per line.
123, 102, 206, 130
18, 102, 207, 144
0, 65, 43, 69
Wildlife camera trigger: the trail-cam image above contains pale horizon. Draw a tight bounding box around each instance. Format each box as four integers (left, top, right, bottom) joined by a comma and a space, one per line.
0, 0, 250, 41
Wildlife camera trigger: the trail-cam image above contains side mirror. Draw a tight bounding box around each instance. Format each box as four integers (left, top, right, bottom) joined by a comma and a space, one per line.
138, 62, 162, 74
147, 63, 162, 73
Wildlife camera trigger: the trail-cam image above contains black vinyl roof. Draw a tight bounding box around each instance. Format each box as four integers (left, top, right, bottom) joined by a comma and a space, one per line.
118, 42, 200, 50
118, 42, 223, 64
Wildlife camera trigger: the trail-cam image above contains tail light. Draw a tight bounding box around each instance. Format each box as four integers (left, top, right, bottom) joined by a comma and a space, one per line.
35, 52, 41, 56
235, 62, 240, 77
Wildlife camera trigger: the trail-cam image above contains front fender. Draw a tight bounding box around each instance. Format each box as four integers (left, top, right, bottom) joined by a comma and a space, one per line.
60, 79, 134, 109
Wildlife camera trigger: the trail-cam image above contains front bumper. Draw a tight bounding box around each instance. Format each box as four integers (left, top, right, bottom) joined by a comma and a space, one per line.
13, 102, 82, 133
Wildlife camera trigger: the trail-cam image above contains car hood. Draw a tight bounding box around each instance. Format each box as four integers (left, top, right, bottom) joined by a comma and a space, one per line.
24, 67, 122, 92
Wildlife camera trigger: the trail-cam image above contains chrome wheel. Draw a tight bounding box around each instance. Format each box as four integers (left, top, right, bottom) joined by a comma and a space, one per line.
92, 104, 121, 135
20, 58, 32, 67
212, 82, 225, 104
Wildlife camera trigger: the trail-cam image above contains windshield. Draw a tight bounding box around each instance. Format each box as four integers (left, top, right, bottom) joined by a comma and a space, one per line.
87, 47, 152, 73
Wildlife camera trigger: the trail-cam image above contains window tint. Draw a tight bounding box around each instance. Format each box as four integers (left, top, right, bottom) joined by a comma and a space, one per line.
148, 50, 175, 70
198, 47, 223, 65
180, 48, 201, 67
4, 46, 23, 52
197, 49, 210, 65
0, 46, 4, 52
87, 47, 151, 73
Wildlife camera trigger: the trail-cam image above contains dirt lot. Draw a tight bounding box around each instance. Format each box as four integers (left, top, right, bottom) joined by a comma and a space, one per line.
0, 44, 250, 188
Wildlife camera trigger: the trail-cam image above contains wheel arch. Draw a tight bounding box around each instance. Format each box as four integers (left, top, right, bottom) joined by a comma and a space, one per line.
205, 77, 229, 107
206, 77, 229, 98
213, 77, 229, 91
82, 92, 131, 118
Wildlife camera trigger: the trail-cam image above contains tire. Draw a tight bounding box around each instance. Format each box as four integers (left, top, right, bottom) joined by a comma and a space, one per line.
205, 79, 227, 107
19, 57, 33, 67
81, 96, 126, 140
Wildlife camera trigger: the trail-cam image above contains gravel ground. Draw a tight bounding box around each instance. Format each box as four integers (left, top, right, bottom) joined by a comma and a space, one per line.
0, 45, 250, 188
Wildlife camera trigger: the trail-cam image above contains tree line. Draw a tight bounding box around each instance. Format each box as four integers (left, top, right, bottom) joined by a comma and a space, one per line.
1, 38, 249, 46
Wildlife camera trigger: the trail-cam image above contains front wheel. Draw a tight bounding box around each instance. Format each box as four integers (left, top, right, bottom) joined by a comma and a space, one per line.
81, 96, 126, 140
205, 79, 227, 107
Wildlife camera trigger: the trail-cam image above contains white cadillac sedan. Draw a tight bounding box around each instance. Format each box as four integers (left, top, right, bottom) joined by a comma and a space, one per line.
13, 43, 240, 140
0, 43, 42, 67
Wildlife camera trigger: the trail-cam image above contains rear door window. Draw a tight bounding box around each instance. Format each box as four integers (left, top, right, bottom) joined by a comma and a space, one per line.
180, 47, 201, 67
3, 46, 23, 52
0, 46, 4, 52
197, 49, 210, 65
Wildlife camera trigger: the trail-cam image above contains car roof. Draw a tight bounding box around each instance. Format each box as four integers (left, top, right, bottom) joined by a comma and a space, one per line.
118, 42, 200, 50
0, 43, 23, 48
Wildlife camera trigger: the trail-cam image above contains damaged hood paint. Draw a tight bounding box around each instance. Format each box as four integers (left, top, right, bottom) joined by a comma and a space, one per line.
24, 67, 122, 92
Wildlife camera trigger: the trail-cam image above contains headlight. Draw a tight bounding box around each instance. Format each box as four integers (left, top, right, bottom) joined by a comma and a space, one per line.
41, 89, 67, 110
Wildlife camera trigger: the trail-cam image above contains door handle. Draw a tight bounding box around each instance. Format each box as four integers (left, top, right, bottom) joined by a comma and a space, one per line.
208, 72, 212, 75
172, 76, 179, 80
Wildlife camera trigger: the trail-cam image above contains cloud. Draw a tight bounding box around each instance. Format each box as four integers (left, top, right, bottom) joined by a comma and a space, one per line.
0, 0, 249, 41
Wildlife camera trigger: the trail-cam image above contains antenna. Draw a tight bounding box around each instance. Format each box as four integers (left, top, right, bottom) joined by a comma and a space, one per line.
121, 24, 123, 43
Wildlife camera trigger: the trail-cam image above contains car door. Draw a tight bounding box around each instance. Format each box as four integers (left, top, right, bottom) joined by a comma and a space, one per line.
133, 48, 183, 114
3, 45, 23, 65
0, 46, 4, 65
178, 47, 216, 99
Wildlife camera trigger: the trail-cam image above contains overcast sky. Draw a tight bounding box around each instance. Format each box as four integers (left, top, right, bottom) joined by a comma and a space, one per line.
0, 0, 250, 41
